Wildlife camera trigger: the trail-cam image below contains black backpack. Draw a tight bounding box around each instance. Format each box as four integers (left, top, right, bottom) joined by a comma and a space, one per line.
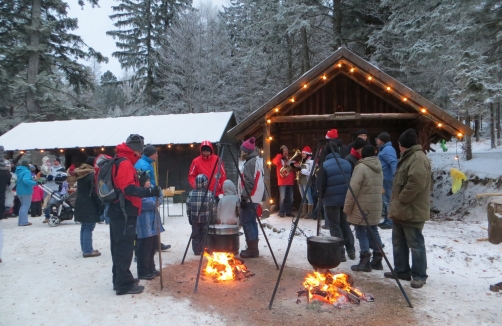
94, 154, 125, 204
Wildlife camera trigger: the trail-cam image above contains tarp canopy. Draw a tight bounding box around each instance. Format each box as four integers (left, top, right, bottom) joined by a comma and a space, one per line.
0, 112, 234, 151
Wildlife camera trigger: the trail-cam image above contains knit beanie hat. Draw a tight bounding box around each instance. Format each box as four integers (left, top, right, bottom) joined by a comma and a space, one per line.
353, 138, 367, 150
325, 129, 339, 139
361, 145, 377, 158
356, 129, 368, 137
0, 146, 7, 171
398, 129, 418, 148
143, 145, 157, 157
85, 156, 96, 166
241, 137, 256, 154
21, 160, 29, 167
138, 170, 150, 187
302, 146, 312, 155
280, 145, 288, 152
376, 132, 391, 144
126, 134, 145, 152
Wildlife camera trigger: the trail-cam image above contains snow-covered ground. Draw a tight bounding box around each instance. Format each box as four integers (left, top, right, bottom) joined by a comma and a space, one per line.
0, 138, 501, 325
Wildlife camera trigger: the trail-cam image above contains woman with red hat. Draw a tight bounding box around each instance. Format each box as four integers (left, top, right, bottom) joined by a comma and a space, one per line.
297, 146, 314, 218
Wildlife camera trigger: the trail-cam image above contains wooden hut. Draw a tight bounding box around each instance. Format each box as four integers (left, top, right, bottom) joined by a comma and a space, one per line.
228, 47, 473, 210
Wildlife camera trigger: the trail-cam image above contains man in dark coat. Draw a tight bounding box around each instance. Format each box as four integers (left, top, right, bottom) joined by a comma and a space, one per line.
73, 156, 102, 258
345, 138, 368, 170
107, 134, 161, 295
317, 142, 355, 261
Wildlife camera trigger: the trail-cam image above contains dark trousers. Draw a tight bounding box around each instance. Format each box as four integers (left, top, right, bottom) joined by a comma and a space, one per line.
392, 222, 428, 281
30, 201, 42, 217
110, 216, 137, 294
13, 196, 21, 215
191, 222, 208, 254
324, 205, 355, 255
137, 235, 158, 277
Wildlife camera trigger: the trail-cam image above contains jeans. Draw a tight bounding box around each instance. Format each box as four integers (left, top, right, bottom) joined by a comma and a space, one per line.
354, 225, 383, 253
382, 180, 393, 223
279, 185, 294, 214
101, 204, 110, 224
324, 206, 355, 255
80, 222, 96, 254
110, 216, 137, 294
191, 222, 208, 254
44, 194, 59, 218
298, 184, 313, 204
392, 222, 428, 281
18, 194, 32, 226
240, 203, 259, 241
137, 235, 158, 277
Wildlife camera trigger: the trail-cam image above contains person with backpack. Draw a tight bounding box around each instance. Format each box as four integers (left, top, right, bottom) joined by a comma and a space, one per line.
134, 144, 170, 251
105, 134, 162, 295
74, 156, 102, 258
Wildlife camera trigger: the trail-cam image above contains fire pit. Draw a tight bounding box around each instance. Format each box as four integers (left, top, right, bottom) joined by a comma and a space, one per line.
203, 252, 254, 281
298, 271, 374, 307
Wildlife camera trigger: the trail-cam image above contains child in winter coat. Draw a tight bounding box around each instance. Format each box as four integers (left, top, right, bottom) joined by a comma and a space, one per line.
30, 184, 44, 217
216, 180, 239, 225
186, 174, 217, 255
136, 172, 164, 280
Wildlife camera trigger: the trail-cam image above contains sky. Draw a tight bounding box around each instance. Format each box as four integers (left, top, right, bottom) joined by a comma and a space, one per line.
68, 0, 229, 79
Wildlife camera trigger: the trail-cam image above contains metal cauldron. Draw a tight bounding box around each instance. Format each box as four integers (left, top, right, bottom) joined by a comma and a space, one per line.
206, 225, 242, 253
306, 236, 344, 269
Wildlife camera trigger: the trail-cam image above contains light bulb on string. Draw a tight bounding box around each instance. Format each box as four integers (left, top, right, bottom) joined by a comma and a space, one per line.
421, 108, 427, 113
275, 108, 279, 112
367, 76, 372, 81
267, 119, 271, 124
269, 199, 274, 204
438, 123, 442, 127
386, 86, 391, 91
268, 136, 273, 141
322, 75, 327, 80
290, 98, 295, 103
303, 84, 307, 89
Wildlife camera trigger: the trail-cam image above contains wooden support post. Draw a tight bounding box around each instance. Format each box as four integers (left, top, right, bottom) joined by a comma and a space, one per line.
263, 122, 271, 213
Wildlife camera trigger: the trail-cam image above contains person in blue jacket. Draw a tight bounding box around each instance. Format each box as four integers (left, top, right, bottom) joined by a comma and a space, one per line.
376, 132, 398, 229
134, 145, 170, 251
317, 142, 355, 261
15, 160, 37, 226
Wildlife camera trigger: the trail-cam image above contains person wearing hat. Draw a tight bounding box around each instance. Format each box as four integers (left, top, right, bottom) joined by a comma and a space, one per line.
323, 129, 349, 161
15, 160, 37, 226
297, 146, 314, 218
272, 145, 296, 217
375, 132, 398, 229
73, 156, 102, 258
108, 134, 162, 295
345, 138, 368, 170
188, 140, 227, 199
134, 144, 171, 251
41, 156, 67, 223
383, 129, 431, 289
238, 137, 265, 258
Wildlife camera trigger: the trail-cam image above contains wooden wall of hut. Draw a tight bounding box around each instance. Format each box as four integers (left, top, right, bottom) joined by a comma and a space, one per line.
266, 73, 419, 211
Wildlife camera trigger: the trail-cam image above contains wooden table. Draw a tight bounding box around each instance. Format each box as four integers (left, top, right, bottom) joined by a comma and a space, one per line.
162, 190, 186, 221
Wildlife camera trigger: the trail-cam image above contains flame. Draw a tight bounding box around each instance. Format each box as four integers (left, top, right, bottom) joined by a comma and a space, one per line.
203, 252, 248, 281
302, 271, 363, 304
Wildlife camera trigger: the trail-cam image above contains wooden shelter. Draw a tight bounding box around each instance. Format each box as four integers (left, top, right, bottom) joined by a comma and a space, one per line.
228, 47, 473, 209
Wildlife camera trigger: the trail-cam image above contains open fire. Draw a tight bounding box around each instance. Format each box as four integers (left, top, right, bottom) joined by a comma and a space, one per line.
203, 252, 254, 281
298, 271, 374, 306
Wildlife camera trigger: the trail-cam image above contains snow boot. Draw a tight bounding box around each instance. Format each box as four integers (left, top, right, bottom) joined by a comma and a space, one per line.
350, 252, 372, 272
304, 204, 314, 219
299, 205, 307, 218
370, 251, 384, 270
240, 240, 259, 258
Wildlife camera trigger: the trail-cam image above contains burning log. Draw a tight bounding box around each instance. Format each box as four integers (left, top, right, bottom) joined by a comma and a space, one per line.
336, 288, 360, 304
203, 252, 254, 281
296, 290, 307, 297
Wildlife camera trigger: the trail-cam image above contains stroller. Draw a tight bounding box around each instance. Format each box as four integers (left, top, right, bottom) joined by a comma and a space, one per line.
38, 184, 76, 227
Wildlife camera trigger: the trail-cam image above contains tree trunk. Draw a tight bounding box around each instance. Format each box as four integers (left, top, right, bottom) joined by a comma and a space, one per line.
145, 0, 153, 106
301, 27, 310, 73
474, 114, 480, 142
286, 35, 294, 84
491, 102, 496, 148
26, 0, 42, 115
497, 101, 501, 146
333, 0, 342, 48
465, 114, 473, 160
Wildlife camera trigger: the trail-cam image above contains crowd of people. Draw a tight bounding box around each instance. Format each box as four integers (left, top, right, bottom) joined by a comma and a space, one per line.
0, 126, 431, 293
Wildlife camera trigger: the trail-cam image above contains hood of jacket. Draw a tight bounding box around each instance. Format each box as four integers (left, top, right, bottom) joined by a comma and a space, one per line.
15, 165, 30, 175
140, 154, 154, 164
222, 179, 237, 196
116, 143, 140, 164
73, 163, 94, 179
200, 140, 214, 161
42, 156, 50, 165
195, 174, 209, 190
359, 156, 382, 173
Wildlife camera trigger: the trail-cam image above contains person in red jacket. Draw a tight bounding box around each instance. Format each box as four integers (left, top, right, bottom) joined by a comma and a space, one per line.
107, 134, 161, 296
272, 145, 296, 217
187, 141, 226, 200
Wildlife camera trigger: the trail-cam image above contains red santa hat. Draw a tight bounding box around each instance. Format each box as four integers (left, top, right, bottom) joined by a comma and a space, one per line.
302, 146, 312, 155
325, 129, 338, 139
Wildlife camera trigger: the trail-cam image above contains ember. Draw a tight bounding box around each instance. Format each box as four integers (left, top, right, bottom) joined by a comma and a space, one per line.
203, 252, 254, 281
299, 271, 374, 306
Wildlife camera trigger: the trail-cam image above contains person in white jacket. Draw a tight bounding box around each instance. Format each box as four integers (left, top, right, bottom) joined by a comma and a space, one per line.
297, 146, 314, 218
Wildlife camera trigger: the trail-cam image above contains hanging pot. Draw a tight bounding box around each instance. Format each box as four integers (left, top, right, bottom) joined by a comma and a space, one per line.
207, 225, 242, 253
208, 224, 240, 235
306, 236, 344, 269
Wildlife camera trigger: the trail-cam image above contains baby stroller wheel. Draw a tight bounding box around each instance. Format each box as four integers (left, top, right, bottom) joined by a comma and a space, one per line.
48, 216, 61, 227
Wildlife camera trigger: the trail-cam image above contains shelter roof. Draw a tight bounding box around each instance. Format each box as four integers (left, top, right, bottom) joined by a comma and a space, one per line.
0, 112, 235, 151
228, 47, 473, 139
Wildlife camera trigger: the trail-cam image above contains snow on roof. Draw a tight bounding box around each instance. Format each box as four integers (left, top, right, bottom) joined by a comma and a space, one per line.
0, 112, 234, 151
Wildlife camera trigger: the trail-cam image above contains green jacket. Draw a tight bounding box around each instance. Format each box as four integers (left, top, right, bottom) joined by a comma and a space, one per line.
389, 145, 431, 225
